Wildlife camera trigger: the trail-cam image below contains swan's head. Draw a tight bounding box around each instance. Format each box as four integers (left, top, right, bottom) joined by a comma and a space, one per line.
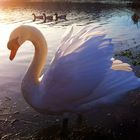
7, 36, 20, 61
7, 26, 28, 60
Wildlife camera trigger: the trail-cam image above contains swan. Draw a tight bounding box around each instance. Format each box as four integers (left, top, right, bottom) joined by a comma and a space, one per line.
7, 25, 140, 119
32, 13, 44, 22
54, 13, 67, 21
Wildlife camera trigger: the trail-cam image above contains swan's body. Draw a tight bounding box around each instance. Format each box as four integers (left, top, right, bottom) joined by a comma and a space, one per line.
7, 25, 140, 115
43, 13, 53, 22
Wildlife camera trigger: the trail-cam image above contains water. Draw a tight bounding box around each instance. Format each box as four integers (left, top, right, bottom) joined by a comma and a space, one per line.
0, 3, 140, 138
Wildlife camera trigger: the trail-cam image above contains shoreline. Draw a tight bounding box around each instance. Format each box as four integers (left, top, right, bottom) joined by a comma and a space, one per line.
0, 1, 137, 8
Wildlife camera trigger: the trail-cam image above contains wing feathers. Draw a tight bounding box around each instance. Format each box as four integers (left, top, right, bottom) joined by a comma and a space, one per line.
41, 26, 140, 112
42, 28, 114, 105
75, 70, 140, 111
111, 59, 132, 71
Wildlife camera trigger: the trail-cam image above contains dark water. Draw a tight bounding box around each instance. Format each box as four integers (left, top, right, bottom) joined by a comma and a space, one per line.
0, 3, 140, 139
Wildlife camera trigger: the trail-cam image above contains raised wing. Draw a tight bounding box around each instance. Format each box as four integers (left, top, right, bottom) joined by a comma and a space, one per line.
41, 26, 114, 109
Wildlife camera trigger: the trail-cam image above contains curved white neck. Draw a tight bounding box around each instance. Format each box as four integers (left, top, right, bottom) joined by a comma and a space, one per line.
20, 26, 48, 111
22, 26, 48, 85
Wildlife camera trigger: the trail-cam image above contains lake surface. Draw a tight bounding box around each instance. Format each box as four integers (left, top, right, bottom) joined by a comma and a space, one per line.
0, 3, 140, 138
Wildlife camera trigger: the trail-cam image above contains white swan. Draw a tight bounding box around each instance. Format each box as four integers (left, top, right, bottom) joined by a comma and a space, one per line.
7, 25, 140, 116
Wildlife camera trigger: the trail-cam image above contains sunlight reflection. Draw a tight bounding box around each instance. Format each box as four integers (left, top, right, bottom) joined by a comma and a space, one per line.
0, 24, 14, 51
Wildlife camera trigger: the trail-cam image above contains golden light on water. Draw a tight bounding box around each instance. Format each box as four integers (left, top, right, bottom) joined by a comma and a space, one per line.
0, 24, 15, 52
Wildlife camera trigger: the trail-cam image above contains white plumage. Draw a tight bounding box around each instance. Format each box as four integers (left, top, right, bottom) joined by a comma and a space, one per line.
7, 25, 140, 115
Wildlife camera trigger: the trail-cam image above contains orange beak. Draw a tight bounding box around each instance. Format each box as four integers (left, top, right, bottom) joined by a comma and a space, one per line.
9, 48, 18, 60
7, 37, 19, 61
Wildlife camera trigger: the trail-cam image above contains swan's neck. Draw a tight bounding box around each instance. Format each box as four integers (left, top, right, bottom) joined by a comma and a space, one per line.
20, 26, 48, 112
23, 26, 48, 86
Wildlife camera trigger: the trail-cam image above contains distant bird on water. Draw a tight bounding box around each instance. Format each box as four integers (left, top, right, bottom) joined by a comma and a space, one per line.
32, 13, 45, 22
54, 13, 67, 21
132, 13, 140, 24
